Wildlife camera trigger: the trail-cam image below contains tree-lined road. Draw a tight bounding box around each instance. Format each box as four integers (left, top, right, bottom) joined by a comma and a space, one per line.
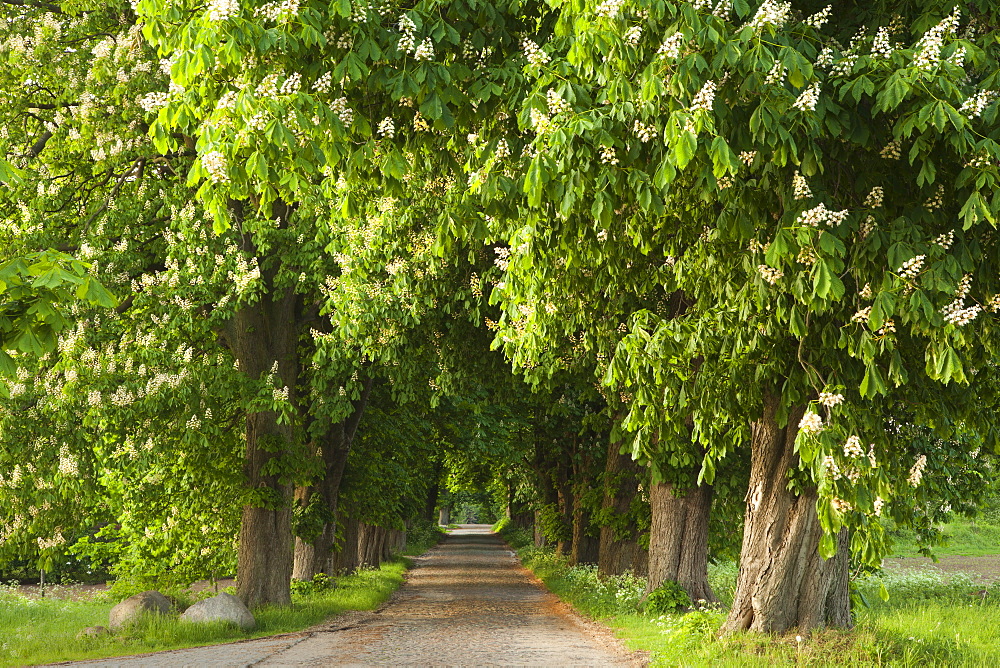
68, 526, 642, 667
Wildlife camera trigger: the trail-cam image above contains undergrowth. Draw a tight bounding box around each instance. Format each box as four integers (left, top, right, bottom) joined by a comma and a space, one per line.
496, 523, 1000, 667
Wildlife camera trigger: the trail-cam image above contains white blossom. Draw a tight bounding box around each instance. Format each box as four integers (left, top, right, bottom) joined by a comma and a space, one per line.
793, 82, 821, 112
206, 0, 239, 21
202, 151, 229, 185
690, 80, 716, 112
896, 254, 925, 279
799, 411, 824, 434
908, 454, 927, 486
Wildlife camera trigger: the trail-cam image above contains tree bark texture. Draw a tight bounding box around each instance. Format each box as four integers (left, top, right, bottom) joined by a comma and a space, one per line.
570, 493, 600, 566
358, 523, 388, 567
598, 438, 648, 577
330, 514, 360, 574
291, 379, 373, 581
722, 397, 852, 634
646, 480, 716, 603
232, 284, 299, 608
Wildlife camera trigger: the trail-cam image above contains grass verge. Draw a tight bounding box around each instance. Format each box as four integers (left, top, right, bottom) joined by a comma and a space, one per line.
888, 521, 1000, 558
496, 524, 1000, 667
0, 527, 444, 667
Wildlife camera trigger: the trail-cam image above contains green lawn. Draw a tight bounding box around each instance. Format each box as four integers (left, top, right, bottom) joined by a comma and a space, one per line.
889, 521, 1000, 558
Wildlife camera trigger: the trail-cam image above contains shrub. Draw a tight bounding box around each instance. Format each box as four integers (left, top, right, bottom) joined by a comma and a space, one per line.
645, 580, 691, 614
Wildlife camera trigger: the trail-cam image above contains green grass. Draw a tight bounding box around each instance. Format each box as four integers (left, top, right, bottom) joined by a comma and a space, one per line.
501, 527, 1000, 667
0, 528, 444, 667
889, 521, 1000, 557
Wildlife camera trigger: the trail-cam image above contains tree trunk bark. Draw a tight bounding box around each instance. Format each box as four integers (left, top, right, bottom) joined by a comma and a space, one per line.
646, 479, 716, 603
555, 445, 574, 557
291, 379, 373, 581
438, 507, 450, 526
330, 514, 359, 574
358, 523, 387, 567
598, 436, 647, 577
232, 284, 299, 608
722, 396, 852, 634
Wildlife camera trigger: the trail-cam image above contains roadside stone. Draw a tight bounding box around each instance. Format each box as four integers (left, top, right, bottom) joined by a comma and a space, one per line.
76, 625, 110, 639
180, 592, 256, 630
108, 590, 171, 630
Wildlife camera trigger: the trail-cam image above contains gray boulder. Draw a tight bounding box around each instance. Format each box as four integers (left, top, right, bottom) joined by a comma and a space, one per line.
180, 592, 256, 630
109, 590, 171, 630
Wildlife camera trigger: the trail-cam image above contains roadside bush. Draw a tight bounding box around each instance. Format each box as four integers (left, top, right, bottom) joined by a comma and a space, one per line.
644, 580, 691, 614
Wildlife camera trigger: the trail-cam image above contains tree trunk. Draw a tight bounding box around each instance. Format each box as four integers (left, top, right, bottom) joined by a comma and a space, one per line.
232, 284, 299, 608
555, 446, 574, 557
330, 514, 359, 574
358, 523, 387, 567
646, 480, 716, 603
438, 507, 450, 526
570, 493, 600, 566
291, 378, 373, 581
598, 436, 647, 577
722, 396, 852, 634
533, 509, 546, 547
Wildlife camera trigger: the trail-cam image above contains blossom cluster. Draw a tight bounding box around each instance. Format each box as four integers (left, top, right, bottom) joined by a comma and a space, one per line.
624, 26, 642, 47
377, 117, 395, 138
843, 435, 864, 458
202, 151, 229, 185
757, 264, 783, 284
398, 14, 417, 53
896, 254, 925, 279
818, 391, 844, 407
959, 90, 998, 118
798, 411, 824, 434
657, 32, 684, 59
331, 97, 353, 126
864, 186, 884, 208
522, 39, 549, 68
792, 171, 812, 199
633, 120, 655, 142
254, 0, 299, 21
600, 145, 618, 165
690, 80, 716, 112
547, 89, 572, 115
796, 202, 849, 228
206, 0, 239, 21
912, 8, 960, 71
934, 230, 955, 249
804, 5, 831, 29
138, 92, 169, 114
908, 454, 927, 486
793, 82, 821, 112
747, 0, 791, 31
594, 0, 625, 19
871, 26, 893, 58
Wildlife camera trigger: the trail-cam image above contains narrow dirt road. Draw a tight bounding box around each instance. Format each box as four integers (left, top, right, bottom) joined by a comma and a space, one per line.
67, 525, 643, 667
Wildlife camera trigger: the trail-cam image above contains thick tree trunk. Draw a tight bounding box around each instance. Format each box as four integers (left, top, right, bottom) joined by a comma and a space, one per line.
646, 480, 716, 603
598, 437, 647, 577
438, 507, 450, 526
291, 379, 373, 581
232, 284, 298, 608
330, 514, 359, 574
722, 397, 852, 634
358, 523, 387, 567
